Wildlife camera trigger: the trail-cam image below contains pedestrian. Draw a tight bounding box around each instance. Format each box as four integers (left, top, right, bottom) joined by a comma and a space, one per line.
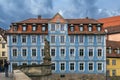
4, 60, 10, 77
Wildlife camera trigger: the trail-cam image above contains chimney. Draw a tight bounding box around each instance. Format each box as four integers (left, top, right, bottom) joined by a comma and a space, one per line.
86, 17, 89, 19
38, 15, 41, 19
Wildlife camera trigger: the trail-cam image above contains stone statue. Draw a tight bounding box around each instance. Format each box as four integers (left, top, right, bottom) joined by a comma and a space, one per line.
43, 38, 51, 65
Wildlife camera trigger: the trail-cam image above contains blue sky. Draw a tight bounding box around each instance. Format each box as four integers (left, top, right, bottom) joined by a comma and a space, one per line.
0, 0, 120, 29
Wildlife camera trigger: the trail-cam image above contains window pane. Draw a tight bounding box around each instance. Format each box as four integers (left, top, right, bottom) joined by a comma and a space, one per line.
13, 49, 17, 57
51, 49, 55, 56
22, 36, 26, 43
61, 49, 65, 56
98, 49, 102, 57
22, 49, 27, 56
89, 49, 93, 57
32, 49, 36, 56
98, 63, 102, 71
70, 63, 74, 70
79, 49, 84, 57
60, 36, 65, 43
12, 36, 17, 43
89, 63, 93, 71
79, 35, 83, 43
70, 49, 74, 56
79, 63, 84, 71
52, 63, 55, 70
32, 36, 36, 43
70, 36, 74, 43
51, 24, 55, 31
51, 36, 55, 43
61, 63, 65, 71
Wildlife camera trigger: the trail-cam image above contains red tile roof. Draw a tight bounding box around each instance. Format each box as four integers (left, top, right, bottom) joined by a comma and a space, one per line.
106, 25, 120, 34
106, 40, 120, 58
98, 15, 120, 28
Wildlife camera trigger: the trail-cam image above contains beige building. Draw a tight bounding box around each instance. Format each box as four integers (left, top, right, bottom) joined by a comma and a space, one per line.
0, 28, 7, 67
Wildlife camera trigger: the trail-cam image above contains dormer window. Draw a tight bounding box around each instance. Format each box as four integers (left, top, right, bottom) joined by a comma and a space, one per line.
32, 24, 36, 31
108, 47, 112, 54
70, 24, 74, 32
42, 24, 46, 32
13, 24, 17, 31
88, 24, 92, 31
117, 48, 120, 54
79, 24, 83, 31
22, 24, 26, 31
97, 24, 101, 31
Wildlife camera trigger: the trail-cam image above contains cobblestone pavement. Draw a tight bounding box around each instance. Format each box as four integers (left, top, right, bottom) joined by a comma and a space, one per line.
0, 72, 13, 80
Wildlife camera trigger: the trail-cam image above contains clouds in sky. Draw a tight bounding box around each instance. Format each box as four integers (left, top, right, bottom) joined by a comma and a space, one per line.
0, 0, 120, 29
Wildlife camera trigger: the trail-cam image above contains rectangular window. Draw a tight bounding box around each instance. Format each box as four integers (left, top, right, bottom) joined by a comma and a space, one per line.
60, 63, 65, 71
112, 70, 116, 76
89, 49, 93, 57
32, 25, 36, 31
52, 63, 55, 71
79, 35, 84, 43
70, 36, 74, 43
13, 26, 17, 31
51, 36, 55, 43
41, 35, 45, 43
22, 49, 27, 57
2, 52, 5, 56
79, 49, 84, 57
79, 26, 83, 31
98, 49, 102, 57
22, 36, 26, 43
70, 26, 74, 32
98, 63, 102, 71
60, 36, 65, 43
60, 49, 65, 57
88, 36, 93, 43
12, 36, 17, 43
112, 60, 116, 65
60, 24, 64, 31
70, 63, 74, 71
106, 70, 110, 76
51, 49, 55, 56
106, 59, 109, 65
13, 49, 17, 57
41, 49, 44, 57
97, 36, 102, 43
70, 49, 74, 57
32, 49, 36, 57
79, 63, 84, 71
2, 44, 5, 48
97, 27, 101, 31
42, 26, 46, 32
51, 24, 55, 31
22, 63, 27, 66
22, 25, 26, 31
89, 63, 93, 71
32, 36, 36, 43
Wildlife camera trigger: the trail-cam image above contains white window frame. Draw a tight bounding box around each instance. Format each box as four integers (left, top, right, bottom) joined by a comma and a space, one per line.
69, 62, 76, 72
32, 24, 37, 31
50, 35, 56, 44
97, 35, 102, 44
31, 48, 37, 57
79, 35, 84, 44
97, 62, 103, 72
88, 47, 94, 58
41, 35, 46, 43
12, 48, 18, 57
59, 47, 66, 57
50, 47, 56, 57
31, 62, 38, 65
59, 62, 66, 72
21, 35, 27, 44
78, 47, 85, 58
88, 62, 94, 72
69, 36, 75, 44
78, 62, 85, 72
21, 62, 28, 66
60, 35, 66, 44
51, 24, 56, 31
88, 35, 94, 44
97, 48, 103, 58
51, 62, 56, 72
22, 25, 27, 31
12, 35, 17, 44
31, 35, 37, 44
69, 47, 75, 57
21, 48, 28, 57
40, 47, 44, 57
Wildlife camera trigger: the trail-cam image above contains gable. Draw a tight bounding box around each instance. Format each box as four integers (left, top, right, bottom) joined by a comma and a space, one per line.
49, 13, 67, 23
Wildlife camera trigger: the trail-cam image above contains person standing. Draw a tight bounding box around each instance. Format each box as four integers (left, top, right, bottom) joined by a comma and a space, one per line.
4, 60, 10, 77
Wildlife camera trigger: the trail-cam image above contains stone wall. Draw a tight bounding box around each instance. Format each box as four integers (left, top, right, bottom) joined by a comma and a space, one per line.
29, 73, 106, 80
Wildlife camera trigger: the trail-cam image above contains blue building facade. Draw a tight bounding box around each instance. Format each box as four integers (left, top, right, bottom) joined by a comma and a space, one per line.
7, 13, 106, 75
